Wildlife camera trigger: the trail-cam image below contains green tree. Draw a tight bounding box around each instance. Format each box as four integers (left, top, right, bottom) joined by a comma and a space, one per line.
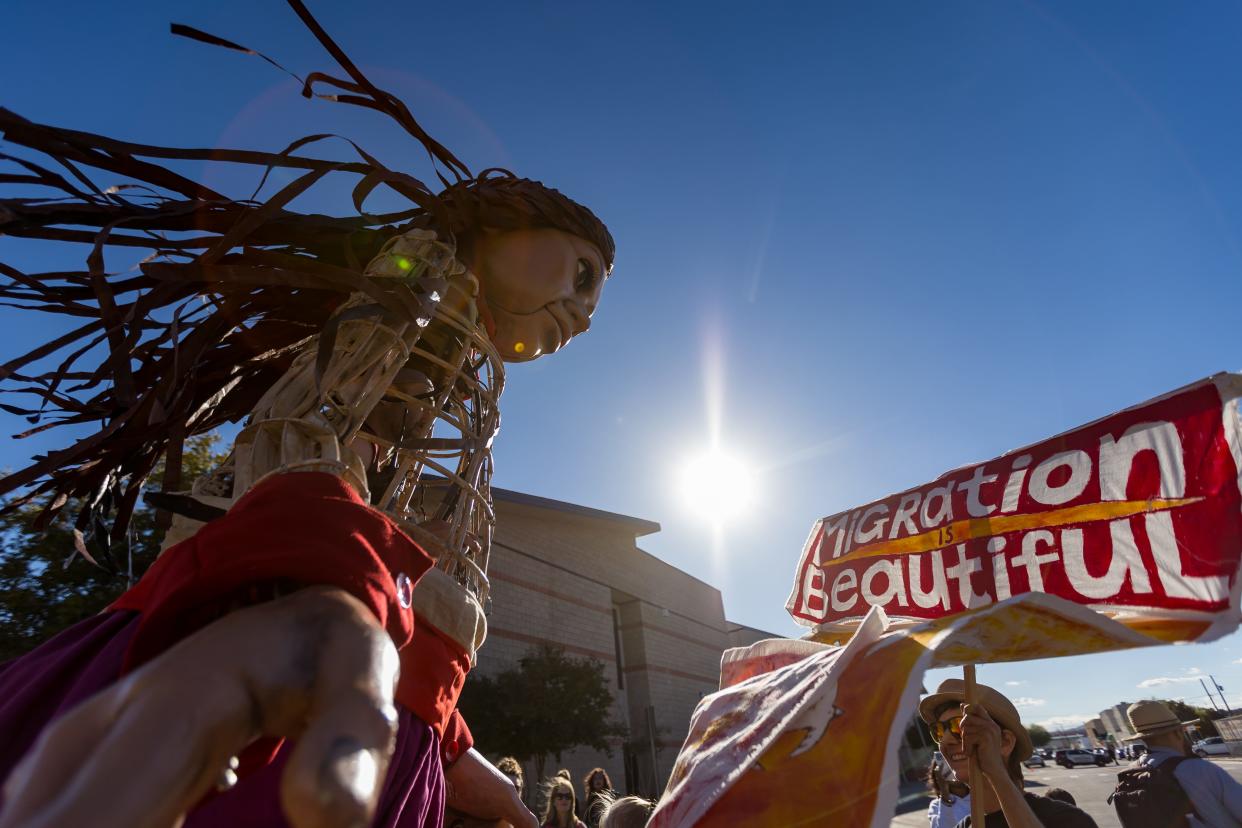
457, 643, 626, 784
1026, 723, 1051, 748
0, 433, 225, 661
1162, 699, 1224, 737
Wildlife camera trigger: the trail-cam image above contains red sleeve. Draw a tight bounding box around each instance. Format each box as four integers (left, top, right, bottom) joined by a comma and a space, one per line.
440, 709, 473, 767
113, 471, 433, 671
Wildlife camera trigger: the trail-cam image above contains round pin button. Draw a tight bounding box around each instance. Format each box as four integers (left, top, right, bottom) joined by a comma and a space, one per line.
396, 572, 413, 609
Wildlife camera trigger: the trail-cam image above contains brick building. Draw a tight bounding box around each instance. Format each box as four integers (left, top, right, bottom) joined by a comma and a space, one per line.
473, 485, 774, 801
1099, 703, 1136, 742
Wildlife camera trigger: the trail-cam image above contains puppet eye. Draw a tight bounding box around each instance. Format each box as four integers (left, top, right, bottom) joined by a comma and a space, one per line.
575, 258, 598, 292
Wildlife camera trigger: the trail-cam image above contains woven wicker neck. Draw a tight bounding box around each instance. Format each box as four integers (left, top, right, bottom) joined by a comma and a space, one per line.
201, 229, 504, 606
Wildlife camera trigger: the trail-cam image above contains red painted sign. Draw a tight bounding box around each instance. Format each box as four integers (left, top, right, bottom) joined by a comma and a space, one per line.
787, 374, 1242, 634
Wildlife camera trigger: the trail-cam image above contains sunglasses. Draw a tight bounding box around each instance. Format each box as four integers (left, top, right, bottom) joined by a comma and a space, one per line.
554, 793, 572, 801
931, 715, 963, 743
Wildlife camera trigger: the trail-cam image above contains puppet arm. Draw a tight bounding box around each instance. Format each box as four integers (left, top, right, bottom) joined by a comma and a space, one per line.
0, 586, 399, 828
1, 471, 433, 828
444, 749, 539, 828
113, 470, 432, 671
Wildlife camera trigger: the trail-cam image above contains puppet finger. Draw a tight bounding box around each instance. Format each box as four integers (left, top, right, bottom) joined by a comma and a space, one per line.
0, 683, 123, 827
278, 593, 401, 828
1, 668, 251, 828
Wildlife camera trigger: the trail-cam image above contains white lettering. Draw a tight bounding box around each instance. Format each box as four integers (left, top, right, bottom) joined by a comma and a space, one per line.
909, 550, 951, 610
920, 482, 956, 529
821, 513, 850, 559
1028, 450, 1091, 506
831, 569, 858, 613
802, 564, 829, 614
1001, 454, 1032, 513
843, 510, 861, 555
1098, 422, 1221, 601
960, 464, 999, 517
855, 504, 891, 545
1147, 511, 1228, 602
1099, 421, 1186, 499
889, 491, 922, 540
946, 544, 991, 608
1011, 530, 1060, 592
861, 559, 909, 607
988, 537, 1011, 601
1062, 522, 1151, 599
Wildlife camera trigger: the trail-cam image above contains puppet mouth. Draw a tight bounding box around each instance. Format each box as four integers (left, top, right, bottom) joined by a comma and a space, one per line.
546, 306, 571, 351
486, 299, 565, 356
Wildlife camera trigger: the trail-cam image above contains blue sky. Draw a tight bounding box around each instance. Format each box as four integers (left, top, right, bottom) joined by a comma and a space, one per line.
3, 1, 1242, 730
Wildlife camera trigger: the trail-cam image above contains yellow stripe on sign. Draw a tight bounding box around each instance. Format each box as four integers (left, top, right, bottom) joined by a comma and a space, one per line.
816, 497, 1201, 570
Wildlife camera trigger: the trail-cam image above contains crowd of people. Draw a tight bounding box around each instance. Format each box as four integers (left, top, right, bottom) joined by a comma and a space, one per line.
921, 681, 1242, 827
459, 679, 1242, 827
484, 762, 655, 828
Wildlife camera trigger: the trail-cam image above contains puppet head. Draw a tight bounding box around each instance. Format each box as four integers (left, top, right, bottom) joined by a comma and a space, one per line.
420, 171, 614, 363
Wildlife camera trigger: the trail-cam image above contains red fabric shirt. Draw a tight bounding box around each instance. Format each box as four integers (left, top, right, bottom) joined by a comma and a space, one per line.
112, 471, 472, 764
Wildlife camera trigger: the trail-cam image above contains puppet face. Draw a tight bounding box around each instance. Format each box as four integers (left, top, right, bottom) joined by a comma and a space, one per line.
473, 227, 607, 362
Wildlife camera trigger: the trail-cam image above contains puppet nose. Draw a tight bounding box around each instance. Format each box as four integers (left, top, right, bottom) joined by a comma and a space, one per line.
563, 299, 591, 335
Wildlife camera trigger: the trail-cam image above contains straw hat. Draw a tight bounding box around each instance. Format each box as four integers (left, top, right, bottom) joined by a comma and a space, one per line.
1124, 700, 1197, 741
919, 679, 1034, 761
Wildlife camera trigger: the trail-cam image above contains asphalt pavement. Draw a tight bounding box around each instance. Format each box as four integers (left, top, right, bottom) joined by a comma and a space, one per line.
890, 756, 1242, 828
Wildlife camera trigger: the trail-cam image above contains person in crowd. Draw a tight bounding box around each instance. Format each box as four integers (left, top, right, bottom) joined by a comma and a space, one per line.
582, 768, 617, 827
498, 757, 526, 804
1123, 700, 1242, 827
542, 777, 587, 828
1043, 789, 1077, 806
927, 751, 972, 828
919, 679, 1098, 827
598, 795, 656, 828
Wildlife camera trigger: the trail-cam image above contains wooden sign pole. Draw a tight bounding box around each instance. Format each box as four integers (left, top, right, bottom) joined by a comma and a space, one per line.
964, 664, 984, 827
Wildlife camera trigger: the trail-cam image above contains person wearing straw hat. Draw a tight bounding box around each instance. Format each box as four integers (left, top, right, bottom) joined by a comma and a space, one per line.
920, 678, 1097, 827
1114, 700, 1242, 828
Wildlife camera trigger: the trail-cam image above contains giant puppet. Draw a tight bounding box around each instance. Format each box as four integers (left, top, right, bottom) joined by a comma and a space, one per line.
0, 5, 613, 827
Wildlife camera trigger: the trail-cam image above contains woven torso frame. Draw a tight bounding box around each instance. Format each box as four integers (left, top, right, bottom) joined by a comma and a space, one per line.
164, 228, 501, 660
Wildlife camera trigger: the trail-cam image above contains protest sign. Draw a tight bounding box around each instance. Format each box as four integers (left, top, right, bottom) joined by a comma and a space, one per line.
787, 373, 1242, 639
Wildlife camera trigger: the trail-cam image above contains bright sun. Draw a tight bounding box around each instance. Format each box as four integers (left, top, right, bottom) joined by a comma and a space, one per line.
679, 449, 756, 523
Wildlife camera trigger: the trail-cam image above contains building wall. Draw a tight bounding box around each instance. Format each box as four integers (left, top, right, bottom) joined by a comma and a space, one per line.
1100, 703, 1135, 742
469, 490, 770, 804
1085, 718, 1107, 748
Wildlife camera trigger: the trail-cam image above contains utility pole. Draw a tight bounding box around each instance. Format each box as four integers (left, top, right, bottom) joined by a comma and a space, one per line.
1202, 679, 1224, 712
1211, 675, 1233, 715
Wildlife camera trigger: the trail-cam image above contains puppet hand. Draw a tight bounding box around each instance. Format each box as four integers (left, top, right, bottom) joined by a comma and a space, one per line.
444, 749, 539, 828
0, 586, 399, 828
959, 702, 1006, 778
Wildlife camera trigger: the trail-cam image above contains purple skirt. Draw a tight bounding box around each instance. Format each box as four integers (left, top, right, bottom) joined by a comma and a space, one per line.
0, 611, 444, 827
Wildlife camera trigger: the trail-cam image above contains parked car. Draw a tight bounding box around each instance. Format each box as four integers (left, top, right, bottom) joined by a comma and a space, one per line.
1195, 736, 1232, 757
1056, 748, 1108, 768
1023, 752, 1047, 768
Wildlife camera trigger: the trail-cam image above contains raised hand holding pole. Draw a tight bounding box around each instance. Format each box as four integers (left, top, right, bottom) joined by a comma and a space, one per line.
965, 664, 984, 828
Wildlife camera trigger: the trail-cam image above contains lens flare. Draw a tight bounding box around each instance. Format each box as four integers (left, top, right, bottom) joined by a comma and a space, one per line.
679, 450, 755, 523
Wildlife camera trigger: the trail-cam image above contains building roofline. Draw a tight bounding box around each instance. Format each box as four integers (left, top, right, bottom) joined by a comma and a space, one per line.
725, 621, 782, 639
491, 485, 661, 537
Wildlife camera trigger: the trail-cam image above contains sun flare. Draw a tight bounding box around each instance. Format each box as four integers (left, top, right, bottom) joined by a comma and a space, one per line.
679, 449, 756, 523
